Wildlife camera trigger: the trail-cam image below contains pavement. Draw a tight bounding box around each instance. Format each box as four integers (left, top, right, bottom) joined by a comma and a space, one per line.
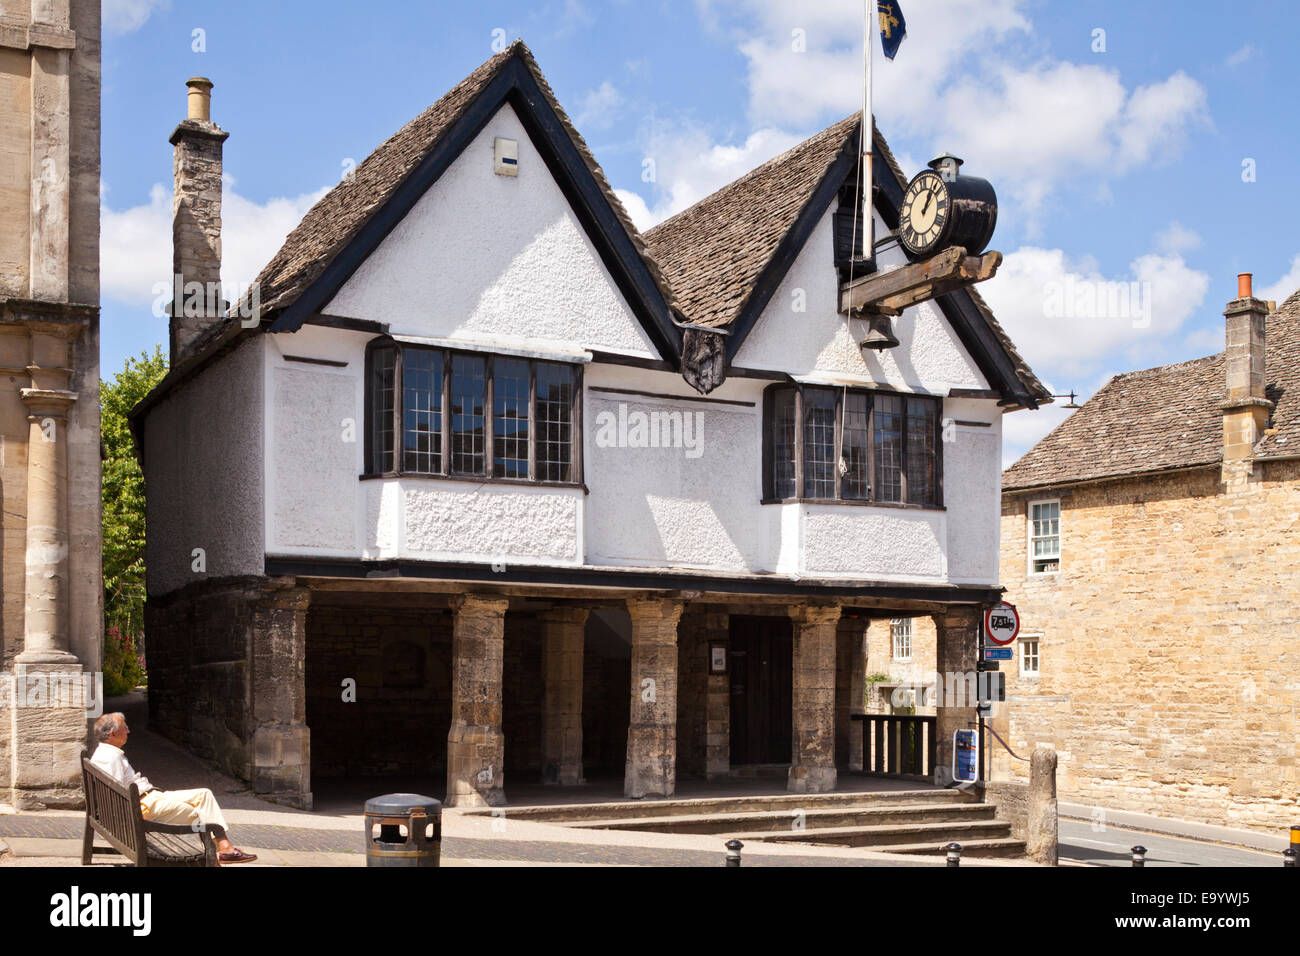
0, 692, 1020, 868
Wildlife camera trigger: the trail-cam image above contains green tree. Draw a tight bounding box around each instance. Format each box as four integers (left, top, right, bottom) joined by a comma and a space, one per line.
101, 346, 168, 692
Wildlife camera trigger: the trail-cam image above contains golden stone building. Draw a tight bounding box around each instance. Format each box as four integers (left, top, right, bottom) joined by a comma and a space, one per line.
993, 277, 1300, 833
0, 0, 102, 808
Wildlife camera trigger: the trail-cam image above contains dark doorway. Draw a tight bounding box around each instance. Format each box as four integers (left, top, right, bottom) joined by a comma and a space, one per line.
729, 616, 793, 765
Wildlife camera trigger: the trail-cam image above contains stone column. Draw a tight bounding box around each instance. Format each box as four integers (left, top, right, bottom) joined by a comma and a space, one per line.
1027, 747, 1059, 866
703, 612, 730, 780
625, 597, 682, 798
932, 606, 981, 786
540, 606, 587, 786
788, 602, 841, 793
248, 586, 312, 809
835, 616, 868, 771
446, 594, 509, 807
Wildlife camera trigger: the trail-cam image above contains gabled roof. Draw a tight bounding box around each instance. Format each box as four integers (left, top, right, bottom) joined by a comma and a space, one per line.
1002, 287, 1300, 492
642, 114, 1051, 408
250, 40, 685, 362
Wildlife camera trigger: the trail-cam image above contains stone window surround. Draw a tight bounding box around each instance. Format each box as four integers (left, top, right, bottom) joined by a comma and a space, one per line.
1019, 634, 1041, 677
1026, 497, 1061, 576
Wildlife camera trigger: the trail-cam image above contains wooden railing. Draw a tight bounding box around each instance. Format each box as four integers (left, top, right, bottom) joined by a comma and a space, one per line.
851, 714, 937, 778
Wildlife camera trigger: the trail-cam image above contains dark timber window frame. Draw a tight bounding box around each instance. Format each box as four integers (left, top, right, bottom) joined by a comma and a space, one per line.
363, 337, 584, 487
761, 382, 943, 508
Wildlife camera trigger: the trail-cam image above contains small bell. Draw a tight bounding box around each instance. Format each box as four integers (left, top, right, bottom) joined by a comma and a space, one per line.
859, 312, 900, 351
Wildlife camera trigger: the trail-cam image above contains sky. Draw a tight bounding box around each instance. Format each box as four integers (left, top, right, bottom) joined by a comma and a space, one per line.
98, 0, 1300, 465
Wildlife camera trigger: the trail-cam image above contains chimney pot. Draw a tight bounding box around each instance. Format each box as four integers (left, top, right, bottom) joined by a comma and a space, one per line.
186, 76, 214, 122
1237, 273, 1253, 299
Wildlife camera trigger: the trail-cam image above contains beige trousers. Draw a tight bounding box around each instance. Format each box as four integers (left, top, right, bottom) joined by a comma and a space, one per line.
139, 788, 229, 835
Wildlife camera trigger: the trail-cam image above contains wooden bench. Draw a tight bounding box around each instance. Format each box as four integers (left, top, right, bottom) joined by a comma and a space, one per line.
80, 756, 218, 867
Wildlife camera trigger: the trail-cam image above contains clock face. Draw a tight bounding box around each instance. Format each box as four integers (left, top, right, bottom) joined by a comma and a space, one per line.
899, 170, 951, 258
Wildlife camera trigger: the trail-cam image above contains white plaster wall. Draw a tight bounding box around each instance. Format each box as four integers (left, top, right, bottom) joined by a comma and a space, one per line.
143, 337, 264, 596
325, 102, 659, 359
401, 482, 581, 564
944, 401, 1004, 585
801, 505, 946, 580
734, 207, 990, 393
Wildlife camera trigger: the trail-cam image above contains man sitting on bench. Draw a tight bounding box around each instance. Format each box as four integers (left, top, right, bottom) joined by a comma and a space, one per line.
89, 712, 257, 865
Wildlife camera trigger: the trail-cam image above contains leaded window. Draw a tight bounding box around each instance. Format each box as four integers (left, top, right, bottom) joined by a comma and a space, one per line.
366, 340, 581, 485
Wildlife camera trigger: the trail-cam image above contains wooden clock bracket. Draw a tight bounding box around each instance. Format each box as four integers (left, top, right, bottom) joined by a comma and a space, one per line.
838, 246, 1003, 317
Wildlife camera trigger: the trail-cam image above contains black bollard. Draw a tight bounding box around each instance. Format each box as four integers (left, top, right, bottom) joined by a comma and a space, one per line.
1284, 848, 1296, 869
945, 842, 962, 868
1131, 845, 1147, 868
726, 839, 743, 867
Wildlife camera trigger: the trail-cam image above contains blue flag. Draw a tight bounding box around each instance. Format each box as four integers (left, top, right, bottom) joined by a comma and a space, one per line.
877, 1, 906, 60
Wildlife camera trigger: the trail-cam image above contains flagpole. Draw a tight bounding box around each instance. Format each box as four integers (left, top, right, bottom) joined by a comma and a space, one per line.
862, 0, 874, 261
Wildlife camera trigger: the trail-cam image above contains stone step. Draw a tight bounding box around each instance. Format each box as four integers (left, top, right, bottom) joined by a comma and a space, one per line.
877, 838, 1029, 859
481, 788, 974, 823
564, 802, 997, 835
745, 819, 1013, 849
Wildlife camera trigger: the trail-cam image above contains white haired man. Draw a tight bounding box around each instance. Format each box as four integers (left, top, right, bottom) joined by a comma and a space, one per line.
89, 712, 257, 865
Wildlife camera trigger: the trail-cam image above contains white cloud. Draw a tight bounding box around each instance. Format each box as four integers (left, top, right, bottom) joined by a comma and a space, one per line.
700, 0, 1207, 223
1154, 221, 1202, 255
1258, 254, 1300, 305
1001, 369, 1117, 468
624, 124, 802, 228
103, 0, 170, 35
979, 246, 1210, 379
100, 177, 327, 307
577, 81, 625, 131
614, 188, 654, 233
1225, 43, 1255, 67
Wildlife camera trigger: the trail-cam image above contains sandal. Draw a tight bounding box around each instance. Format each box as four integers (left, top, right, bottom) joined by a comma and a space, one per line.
218, 849, 258, 864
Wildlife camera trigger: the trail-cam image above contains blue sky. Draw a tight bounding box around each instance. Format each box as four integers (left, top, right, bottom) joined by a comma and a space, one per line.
99, 0, 1300, 462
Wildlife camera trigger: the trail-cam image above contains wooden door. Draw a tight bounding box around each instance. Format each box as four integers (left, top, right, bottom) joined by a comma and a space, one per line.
728, 616, 793, 765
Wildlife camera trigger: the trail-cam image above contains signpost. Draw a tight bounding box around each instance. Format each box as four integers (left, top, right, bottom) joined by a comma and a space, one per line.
984, 602, 1020, 645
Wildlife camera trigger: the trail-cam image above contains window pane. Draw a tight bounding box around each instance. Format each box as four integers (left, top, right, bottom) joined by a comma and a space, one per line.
905, 397, 938, 505
535, 362, 574, 482
1030, 501, 1060, 572
493, 358, 530, 478
874, 394, 902, 502
842, 392, 870, 499
370, 346, 396, 474
770, 388, 797, 498
401, 348, 442, 474
450, 353, 486, 475
803, 388, 836, 499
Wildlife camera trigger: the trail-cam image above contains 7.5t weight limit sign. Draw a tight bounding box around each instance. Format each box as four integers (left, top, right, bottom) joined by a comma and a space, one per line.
984, 602, 1020, 646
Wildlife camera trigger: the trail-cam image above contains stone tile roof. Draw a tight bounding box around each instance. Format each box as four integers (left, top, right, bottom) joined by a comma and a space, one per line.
240, 40, 682, 321
1003, 287, 1300, 491
642, 115, 1051, 404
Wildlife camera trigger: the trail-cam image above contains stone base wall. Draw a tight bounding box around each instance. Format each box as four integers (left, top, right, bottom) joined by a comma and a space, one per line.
997, 461, 1300, 832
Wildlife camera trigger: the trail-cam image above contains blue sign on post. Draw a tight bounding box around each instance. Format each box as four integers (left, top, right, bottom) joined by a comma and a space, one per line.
983, 647, 1013, 661
953, 729, 978, 784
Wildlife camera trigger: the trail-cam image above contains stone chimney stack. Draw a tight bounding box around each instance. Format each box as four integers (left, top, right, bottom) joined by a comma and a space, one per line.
169, 76, 229, 362
1222, 272, 1272, 476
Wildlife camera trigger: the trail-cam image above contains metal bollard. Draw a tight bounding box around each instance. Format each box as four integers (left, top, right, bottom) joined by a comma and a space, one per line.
726, 839, 743, 867
1291, 824, 1299, 857
945, 842, 962, 868
1284, 848, 1297, 869
1131, 845, 1147, 868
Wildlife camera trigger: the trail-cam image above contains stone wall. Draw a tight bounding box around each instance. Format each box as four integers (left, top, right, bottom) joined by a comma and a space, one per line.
996, 460, 1300, 832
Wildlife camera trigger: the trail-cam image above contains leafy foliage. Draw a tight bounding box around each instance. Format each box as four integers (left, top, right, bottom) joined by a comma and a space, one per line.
101, 347, 168, 680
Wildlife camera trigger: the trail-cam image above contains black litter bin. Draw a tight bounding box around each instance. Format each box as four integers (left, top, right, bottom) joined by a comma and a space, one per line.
365, 793, 442, 867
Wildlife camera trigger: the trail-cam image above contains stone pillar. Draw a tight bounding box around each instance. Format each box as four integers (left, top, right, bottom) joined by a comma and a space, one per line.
703, 612, 730, 780
625, 597, 682, 798
932, 606, 981, 786
540, 606, 587, 786
788, 602, 841, 793
248, 586, 312, 809
835, 616, 868, 771
446, 594, 509, 807
1027, 747, 1059, 866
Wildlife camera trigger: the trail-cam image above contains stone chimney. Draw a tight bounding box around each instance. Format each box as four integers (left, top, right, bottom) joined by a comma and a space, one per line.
169, 76, 229, 362
1221, 272, 1272, 479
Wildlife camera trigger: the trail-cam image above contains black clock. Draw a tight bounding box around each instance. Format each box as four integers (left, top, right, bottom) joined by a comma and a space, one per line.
898, 155, 997, 262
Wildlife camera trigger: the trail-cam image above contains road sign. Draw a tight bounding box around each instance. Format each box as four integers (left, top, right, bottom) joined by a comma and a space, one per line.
984, 602, 1020, 645
983, 647, 1013, 661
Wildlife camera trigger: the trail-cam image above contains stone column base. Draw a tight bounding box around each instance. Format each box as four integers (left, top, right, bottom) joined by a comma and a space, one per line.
7, 663, 89, 810
250, 724, 312, 810
446, 722, 506, 807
